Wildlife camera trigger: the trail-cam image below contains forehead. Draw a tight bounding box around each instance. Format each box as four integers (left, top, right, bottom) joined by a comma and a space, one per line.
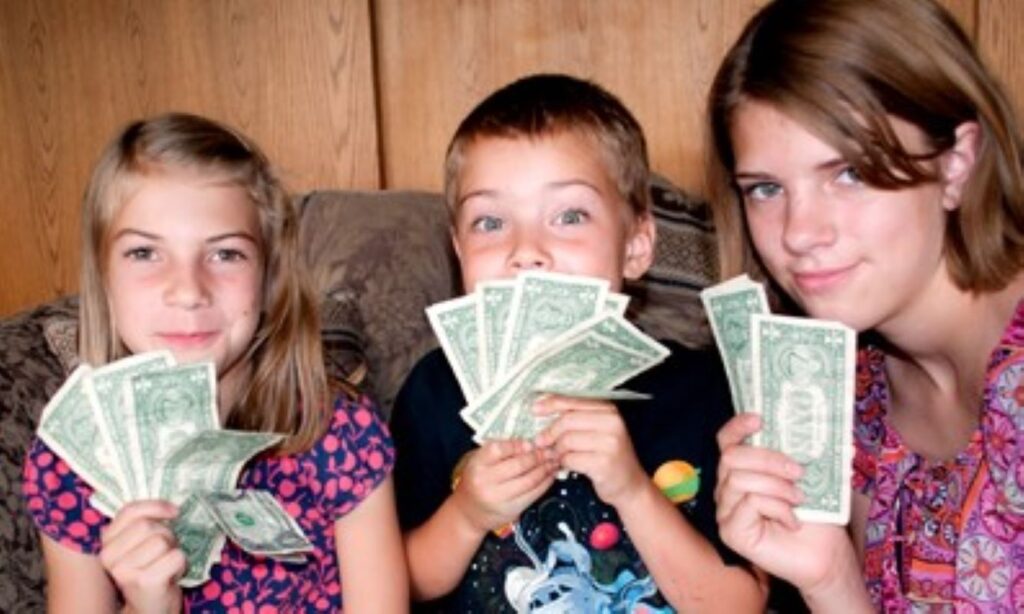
110, 169, 258, 232
456, 131, 620, 198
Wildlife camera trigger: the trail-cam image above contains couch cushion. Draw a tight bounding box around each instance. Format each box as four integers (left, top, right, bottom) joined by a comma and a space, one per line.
299, 190, 458, 417
0, 296, 77, 613
627, 174, 716, 348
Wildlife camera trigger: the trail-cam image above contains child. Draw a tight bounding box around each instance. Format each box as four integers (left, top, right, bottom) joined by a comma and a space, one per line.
390, 74, 765, 612
21, 113, 407, 612
707, 0, 1024, 611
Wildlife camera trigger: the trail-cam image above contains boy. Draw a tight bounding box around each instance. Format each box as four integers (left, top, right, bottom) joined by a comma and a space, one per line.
390, 74, 765, 612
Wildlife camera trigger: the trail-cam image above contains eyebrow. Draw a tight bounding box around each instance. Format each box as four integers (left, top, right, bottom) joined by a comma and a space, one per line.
734, 157, 848, 180
110, 228, 259, 244
457, 179, 604, 206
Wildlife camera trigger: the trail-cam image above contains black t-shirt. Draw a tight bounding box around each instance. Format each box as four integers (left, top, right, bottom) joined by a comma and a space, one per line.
391, 341, 742, 612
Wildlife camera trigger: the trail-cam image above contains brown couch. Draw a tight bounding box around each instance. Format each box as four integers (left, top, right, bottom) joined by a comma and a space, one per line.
0, 178, 717, 611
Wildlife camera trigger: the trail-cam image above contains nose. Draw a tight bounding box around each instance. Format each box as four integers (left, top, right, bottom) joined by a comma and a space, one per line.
164, 262, 211, 309
508, 229, 551, 272
782, 189, 837, 254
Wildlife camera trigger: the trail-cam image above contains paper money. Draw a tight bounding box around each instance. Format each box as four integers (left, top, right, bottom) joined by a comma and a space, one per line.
35, 356, 304, 585
198, 490, 313, 558
701, 274, 769, 413
426, 272, 668, 443
751, 314, 855, 524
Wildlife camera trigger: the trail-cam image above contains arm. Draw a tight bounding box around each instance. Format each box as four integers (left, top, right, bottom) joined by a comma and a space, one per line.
535, 395, 766, 612
41, 534, 118, 613
334, 476, 408, 612
715, 413, 873, 613
404, 440, 555, 600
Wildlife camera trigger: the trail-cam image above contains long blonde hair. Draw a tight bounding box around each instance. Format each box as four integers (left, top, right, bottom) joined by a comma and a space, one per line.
79, 112, 332, 453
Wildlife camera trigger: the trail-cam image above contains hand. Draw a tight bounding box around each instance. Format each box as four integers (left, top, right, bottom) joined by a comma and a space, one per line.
534, 395, 646, 508
715, 414, 860, 598
99, 500, 185, 614
452, 439, 557, 534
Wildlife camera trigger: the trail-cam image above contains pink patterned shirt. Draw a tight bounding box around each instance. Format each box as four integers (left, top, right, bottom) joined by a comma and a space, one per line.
852, 303, 1024, 612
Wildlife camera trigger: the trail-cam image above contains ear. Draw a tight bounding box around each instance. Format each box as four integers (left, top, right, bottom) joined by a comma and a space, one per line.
938, 121, 980, 212
622, 213, 656, 281
450, 230, 463, 261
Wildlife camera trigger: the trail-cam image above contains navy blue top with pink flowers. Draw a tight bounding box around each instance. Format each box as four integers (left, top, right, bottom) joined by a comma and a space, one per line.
22, 392, 395, 612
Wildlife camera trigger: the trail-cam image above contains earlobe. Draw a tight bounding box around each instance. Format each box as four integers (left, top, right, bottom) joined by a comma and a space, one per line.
940, 121, 981, 211
622, 214, 656, 280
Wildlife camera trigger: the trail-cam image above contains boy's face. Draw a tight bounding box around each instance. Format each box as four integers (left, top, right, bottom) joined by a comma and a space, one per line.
451, 132, 654, 293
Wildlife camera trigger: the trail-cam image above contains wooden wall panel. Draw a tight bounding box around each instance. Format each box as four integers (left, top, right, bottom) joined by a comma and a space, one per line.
373, 0, 769, 194
0, 0, 378, 316
976, 0, 1024, 119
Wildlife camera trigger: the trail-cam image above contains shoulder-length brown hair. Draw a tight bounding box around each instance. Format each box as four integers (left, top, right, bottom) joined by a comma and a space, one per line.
707, 0, 1024, 292
79, 112, 333, 454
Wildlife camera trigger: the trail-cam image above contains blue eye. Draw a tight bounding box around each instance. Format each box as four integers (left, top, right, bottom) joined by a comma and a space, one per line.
471, 216, 503, 232
123, 246, 156, 261
212, 248, 247, 263
555, 208, 588, 225
742, 182, 783, 202
836, 165, 863, 185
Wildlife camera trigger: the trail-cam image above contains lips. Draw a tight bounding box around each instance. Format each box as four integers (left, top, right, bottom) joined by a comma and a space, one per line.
791, 263, 858, 293
156, 331, 218, 348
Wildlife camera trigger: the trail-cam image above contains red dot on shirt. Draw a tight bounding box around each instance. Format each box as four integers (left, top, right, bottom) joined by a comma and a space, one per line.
316, 598, 330, 610
37, 452, 53, 467
323, 435, 339, 453
203, 582, 221, 600
368, 450, 384, 469
49, 509, 65, 523
354, 409, 372, 427
258, 605, 277, 614
252, 563, 268, 580
242, 602, 256, 614
43, 473, 60, 490
82, 508, 102, 525
279, 480, 296, 498
67, 521, 88, 538
56, 492, 77, 510
221, 591, 237, 607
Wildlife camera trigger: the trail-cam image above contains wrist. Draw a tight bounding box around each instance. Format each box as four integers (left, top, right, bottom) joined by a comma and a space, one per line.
448, 487, 494, 537
801, 546, 871, 613
607, 474, 658, 517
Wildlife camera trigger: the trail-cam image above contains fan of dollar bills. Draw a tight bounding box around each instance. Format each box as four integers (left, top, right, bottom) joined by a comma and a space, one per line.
36, 351, 313, 586
426, 271, 671, 444
700, 274, 856, 524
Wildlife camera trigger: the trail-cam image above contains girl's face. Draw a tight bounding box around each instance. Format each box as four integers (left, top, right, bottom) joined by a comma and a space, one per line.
730, 100, 956, 333
105, 171, 264, 386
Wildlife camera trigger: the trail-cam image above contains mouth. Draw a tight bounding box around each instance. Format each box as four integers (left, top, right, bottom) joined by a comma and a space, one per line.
791, 263, 858, 293
156, 331, 218, 348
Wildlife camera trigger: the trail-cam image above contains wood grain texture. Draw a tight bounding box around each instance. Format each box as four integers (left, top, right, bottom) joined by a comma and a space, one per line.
0, 0, 379, 316
373, 0, 770, 194
2, 0, 1024, 317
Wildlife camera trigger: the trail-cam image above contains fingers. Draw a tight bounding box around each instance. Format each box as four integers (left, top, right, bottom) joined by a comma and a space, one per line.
532, 394, 614, 416
716, 412, 761, 452
99, 500, 180, 578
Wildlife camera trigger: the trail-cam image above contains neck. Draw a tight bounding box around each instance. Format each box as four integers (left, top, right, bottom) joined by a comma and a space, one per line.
877, 274, 1024, 458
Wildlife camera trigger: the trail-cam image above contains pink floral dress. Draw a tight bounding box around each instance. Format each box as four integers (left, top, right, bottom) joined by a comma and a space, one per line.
853, 303, 1024, 612
23, 392, 394, 612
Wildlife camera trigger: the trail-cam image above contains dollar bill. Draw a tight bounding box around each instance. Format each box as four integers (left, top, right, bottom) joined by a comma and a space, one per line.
173, 492, 225, 588
198, 490, 313, 557
701, 275, 769, 413
466, 326, 668, 441
154, 430, 283, 505
86, 351, 175, 499
604, 292, 630, 316
37, 365, 126, 509
477, 280, 515, 388
130, 363, 219, 497
751, 314, 855, 524
427, 294, 484, 402
498, 271, 608, 374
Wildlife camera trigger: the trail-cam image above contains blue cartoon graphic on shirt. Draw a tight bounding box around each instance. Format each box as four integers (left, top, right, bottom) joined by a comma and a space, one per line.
503, 522, 673, 613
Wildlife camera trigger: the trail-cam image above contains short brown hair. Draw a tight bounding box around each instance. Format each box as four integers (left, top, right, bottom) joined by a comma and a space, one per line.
707, 0, 1024, 292
444, 73, 651, 220
79, 112, 333, 453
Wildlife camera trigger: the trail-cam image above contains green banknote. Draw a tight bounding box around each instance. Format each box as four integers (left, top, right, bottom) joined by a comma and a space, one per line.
173, 492, 225, 588
130, 363, 219, 496
751, 314, 855, 524
701, 275, 769, 413
477, 280, 515, 388
427, 294, 484, 402
198, 490, 313, 557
